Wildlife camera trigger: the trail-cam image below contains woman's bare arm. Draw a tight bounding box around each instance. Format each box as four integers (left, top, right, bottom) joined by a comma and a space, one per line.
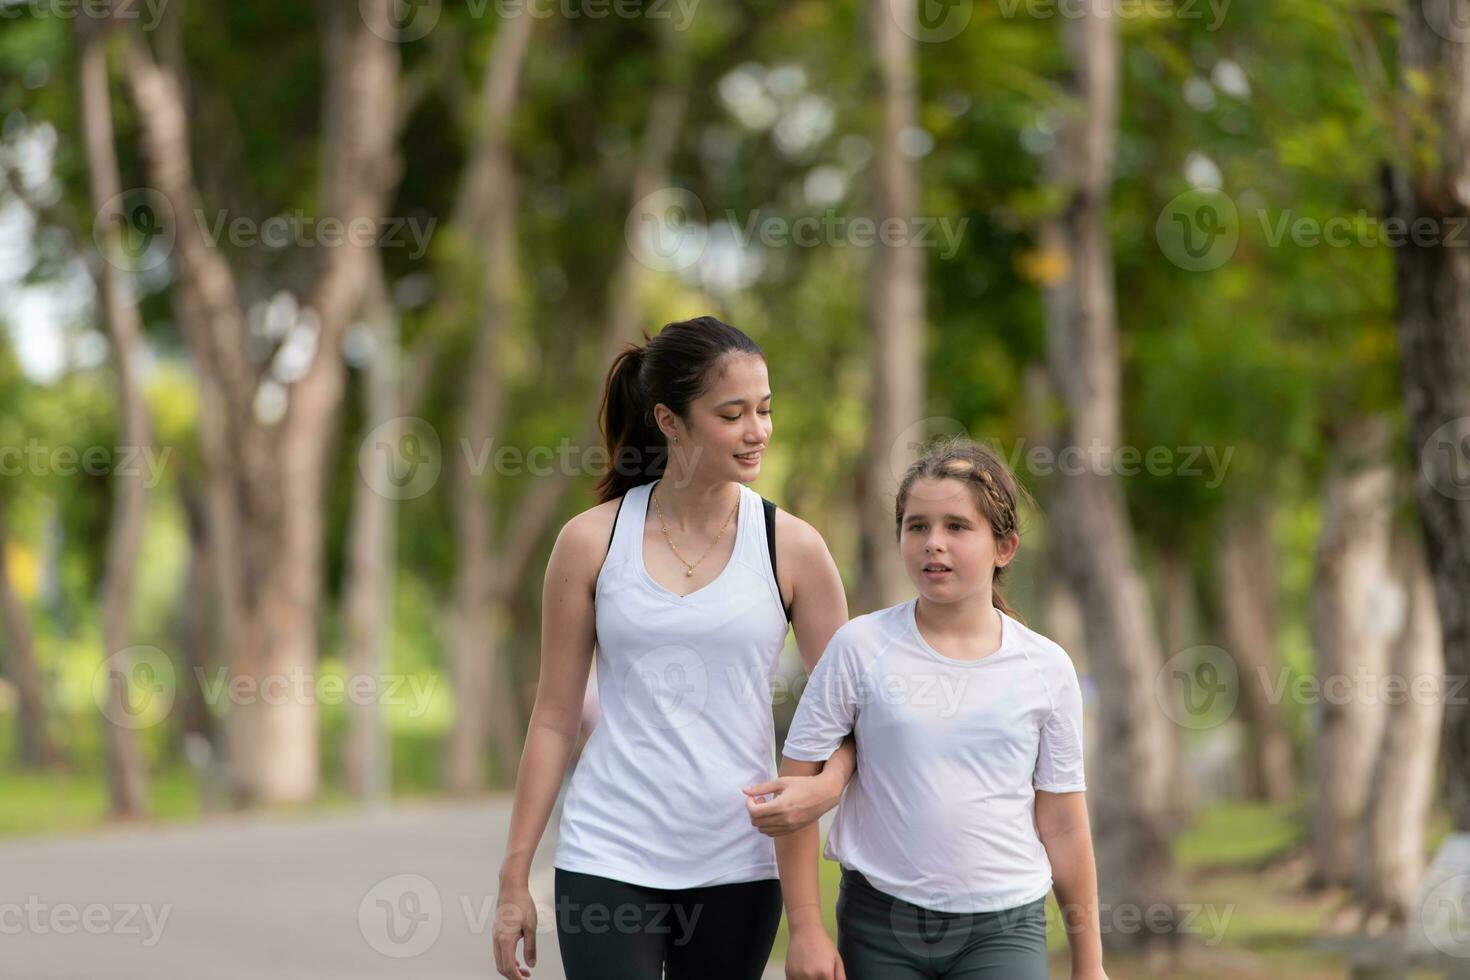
774, 756, 845, 980
493, 504, 613, 979
746, 510, 856, 836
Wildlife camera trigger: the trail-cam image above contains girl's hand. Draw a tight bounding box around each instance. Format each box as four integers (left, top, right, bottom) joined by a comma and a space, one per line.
1070, 968, 1109, 980
492, 880, 538, 979
786, 923, 846, 980
744, 773, 844, 837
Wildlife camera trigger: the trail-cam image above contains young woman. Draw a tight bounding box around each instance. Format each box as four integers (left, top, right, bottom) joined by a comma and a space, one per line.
493, 316, 856, 980
768, 439, 1107, 980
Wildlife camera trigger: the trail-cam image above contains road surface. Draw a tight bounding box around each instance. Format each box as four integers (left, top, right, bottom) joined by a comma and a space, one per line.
0, 797, 787, 979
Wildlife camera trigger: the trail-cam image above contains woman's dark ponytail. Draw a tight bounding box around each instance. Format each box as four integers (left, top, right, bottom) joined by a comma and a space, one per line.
593, 316, 765, 504
595, 340, 665, 503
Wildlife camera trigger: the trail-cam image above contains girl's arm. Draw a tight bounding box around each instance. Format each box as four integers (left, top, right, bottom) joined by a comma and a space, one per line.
493, 509, 606, 979
1035, 790, 1107, 980
774, 756, 847, 980
746, 513, 855, 835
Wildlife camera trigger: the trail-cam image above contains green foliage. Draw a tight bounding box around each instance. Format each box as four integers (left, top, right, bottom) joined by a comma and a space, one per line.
0, 0, 1432, 862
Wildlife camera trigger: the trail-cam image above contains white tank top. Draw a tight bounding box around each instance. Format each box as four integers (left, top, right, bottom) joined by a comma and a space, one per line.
554, 478, 789, 888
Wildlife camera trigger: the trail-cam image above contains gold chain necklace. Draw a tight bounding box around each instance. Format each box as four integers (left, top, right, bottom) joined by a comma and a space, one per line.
651, 484, 739, 578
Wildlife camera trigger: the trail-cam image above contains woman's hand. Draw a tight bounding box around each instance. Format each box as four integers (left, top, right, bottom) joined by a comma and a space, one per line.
744, 771, 844, 837
786, 921, 846, 980
492, 878, 538, 979
1070, 968, 1109, 980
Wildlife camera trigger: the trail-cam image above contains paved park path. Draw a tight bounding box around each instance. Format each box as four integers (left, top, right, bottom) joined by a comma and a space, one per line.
0, 797, 784, 979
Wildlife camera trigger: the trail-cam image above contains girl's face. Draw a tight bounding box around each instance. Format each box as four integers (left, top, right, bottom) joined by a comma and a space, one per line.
655, 353, 772, 486
899, 476, 1019, 602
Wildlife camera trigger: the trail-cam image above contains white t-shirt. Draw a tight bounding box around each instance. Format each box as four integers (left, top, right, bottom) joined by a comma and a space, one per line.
782, 597, 1087, 913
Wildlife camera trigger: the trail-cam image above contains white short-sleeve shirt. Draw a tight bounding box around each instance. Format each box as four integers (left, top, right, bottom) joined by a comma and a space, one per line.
782, 597, 1087, 913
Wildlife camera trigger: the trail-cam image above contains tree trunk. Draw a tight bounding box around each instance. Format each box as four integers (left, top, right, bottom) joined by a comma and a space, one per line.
123, 1, 402, 804
342, 263, 399, 803
1392, 4, 1470, 957
175, 481, 218, 750
1215, 505, 1297, 803
445, 12, 536, 794
1355, 520, 1443, 931
78, 15, 152, 819
1158, 544, 1199, 822
1040, 0, 1181, 949
1395, 0, 1470, 841
1310, 415, 1396, 888
858, 0, 926, 613
0, 506, 60, 769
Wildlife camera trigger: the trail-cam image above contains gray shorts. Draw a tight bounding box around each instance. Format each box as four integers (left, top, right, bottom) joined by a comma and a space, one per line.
835, 867, 1050, 980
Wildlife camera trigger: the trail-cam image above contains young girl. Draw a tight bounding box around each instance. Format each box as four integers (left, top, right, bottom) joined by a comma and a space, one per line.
492, 316, 857, 980
770, 438, 1107, 980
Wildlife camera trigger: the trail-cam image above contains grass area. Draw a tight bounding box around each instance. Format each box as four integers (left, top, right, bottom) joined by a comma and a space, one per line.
0, 765, 200, 837
766, 799, 1440, 979
0, 727, 462, 840
1173, 799, 1304, 869
0, 763, 380, 839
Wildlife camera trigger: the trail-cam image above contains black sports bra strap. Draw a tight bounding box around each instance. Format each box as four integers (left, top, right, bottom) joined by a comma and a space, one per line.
762, 496, 792, 624
605, 493, 626, 555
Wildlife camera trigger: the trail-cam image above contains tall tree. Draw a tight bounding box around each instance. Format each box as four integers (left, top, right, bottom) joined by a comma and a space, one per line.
77, 11, 152, 819
1354, 519, 1443, 931
0, 504, 60, 769
341, 262, 401, 803
1039, 0, 1181, 949
1215, 504, 1296, 803
1393, 0, 1470, 943
122, 0, 402, 804
857, 0, 926, 612
443, 11, 537, 793
1310, 414, 1396, 888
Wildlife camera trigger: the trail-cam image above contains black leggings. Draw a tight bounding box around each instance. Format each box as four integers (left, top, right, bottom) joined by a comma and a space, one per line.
836, 868, 1050, 979
553, 868, 782, 980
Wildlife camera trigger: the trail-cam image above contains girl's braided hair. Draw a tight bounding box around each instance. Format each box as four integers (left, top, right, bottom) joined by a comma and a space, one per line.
894, 436, 1032, 622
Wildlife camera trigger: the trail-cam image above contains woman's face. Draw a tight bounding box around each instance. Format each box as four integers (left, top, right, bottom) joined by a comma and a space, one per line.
656, 353, 772, 486
898, 476, 1018, 602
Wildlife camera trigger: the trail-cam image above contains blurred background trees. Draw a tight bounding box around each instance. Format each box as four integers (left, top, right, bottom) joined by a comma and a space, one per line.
2, 0, 1469, 972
